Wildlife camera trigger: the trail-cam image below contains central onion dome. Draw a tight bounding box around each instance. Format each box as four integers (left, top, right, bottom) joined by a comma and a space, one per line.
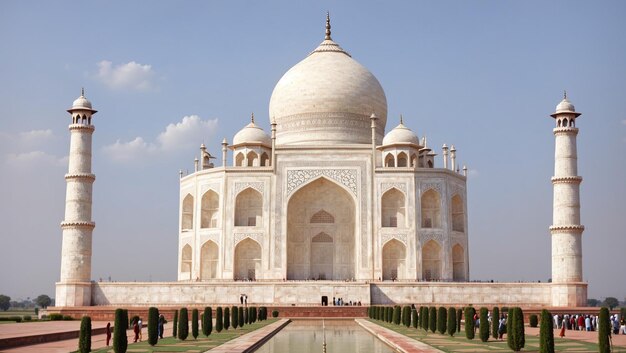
269, 14, 387, 145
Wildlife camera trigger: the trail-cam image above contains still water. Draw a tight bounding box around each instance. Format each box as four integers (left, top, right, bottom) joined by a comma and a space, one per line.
255, 320, 396, 353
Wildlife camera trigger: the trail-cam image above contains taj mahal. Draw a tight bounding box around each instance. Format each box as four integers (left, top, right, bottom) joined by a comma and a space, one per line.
55, 15, 587, 309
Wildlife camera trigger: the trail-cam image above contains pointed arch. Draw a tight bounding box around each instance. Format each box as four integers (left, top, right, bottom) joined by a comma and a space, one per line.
421, 189, 441, 228
427, 160, 434, 168
180, 244, 192, 274
260, 152, 269, 166
312, 232, 333, 242
234, 238, 261, 280
562, 118, 568, 127
451, 194, 464, 232
397, 152, 408, 167
310, 210, 335, 223
410, 153, 418, 167
235, 188, 262, 226
422, 240, 442, 280
382, 239, 406, 280
557, 119, 562, 127
384, 153, 395, 167
452, 244, 466, 281
201, 190, 219, 228
200, 240, 218, 280
181, 194, 194, 230
246, 151, 258, 166
569, 119, 575, 127
381, 188, 406, 228
235, 152, 244, 166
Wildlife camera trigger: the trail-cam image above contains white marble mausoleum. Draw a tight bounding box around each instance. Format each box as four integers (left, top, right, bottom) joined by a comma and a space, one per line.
55, 16, 587, 308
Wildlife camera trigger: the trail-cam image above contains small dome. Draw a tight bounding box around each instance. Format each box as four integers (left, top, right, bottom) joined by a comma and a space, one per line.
232, 118, 271, 147
555, 98, 575, 114
382, 121, 420, 146
67, 89, 96, 112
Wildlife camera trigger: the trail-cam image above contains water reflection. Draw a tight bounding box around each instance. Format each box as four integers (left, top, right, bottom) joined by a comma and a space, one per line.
255, 320, 396, 353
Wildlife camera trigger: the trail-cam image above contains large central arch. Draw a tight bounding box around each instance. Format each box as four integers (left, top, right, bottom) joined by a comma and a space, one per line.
287, 177, 355, 280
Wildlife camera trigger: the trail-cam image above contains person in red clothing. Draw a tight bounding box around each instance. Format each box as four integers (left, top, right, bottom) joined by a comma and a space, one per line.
105, 322, 111, 346
577, 315, 584, 331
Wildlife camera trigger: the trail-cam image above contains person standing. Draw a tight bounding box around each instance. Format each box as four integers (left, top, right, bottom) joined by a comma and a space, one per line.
133, 320, 140, 343
158, 314, 165, 339
105, 322, 111, 346
137, 318, 143, 341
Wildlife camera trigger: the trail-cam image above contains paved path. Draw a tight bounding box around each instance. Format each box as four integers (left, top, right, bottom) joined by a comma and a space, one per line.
356, 319, 445, 353
525, 326, 626, 347
207, 319, 290, 353
0, 321, 110, 340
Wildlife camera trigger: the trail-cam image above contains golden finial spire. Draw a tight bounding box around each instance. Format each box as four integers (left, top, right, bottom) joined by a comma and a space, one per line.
400, 114, 404, 125
81, 87, 85, 97
564, 90, 567, 99
325, 12, 331, 40
251, 112, 255, 124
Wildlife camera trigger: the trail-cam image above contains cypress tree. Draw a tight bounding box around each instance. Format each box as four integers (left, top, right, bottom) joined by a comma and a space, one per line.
539, 309, 554, 353
113, 309, 128, 353
464, 306, 475, 340
393, 306, 401, 325
148, 307, 159, 346
417, 307, 422, 327
422, 307, 429, 330
479, 307, 489, 342
438, 307, 447, 334
252, 306, 258, 323
402, 306, 411, 327
385, 306, 390, 322
172, 310, 178, 338
78, 316, 91, 353
412, 308, 418, 328
598, 307, 611, 353
232, 306, 239, 329
507, 307, 525, 351
239, 306, 245, 328
491, 307, 500, 340
457, 308, 462, 334
215, 307, 223, 333
224, 307, 230, 330
178, 308, 189, 341
203, 307, 212, 336
247, 307, 252, 324
192, 309, 199, 339
429, 307, 437, 333
447, 307, 456, 336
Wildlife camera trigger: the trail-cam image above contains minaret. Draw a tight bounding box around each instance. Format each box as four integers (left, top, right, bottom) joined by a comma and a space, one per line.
56, 89, 97, 307
550, 92, 584, 285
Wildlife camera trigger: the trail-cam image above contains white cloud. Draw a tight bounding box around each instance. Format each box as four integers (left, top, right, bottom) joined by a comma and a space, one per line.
102, 115, 218, 163
95, 60, 155, 91
5, 151, 67, 166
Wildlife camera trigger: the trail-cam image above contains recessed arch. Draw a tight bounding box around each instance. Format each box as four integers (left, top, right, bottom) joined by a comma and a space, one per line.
422, 240, 442, 281
427, 160, 434, 168
181, 194, 194, 230
451, 194, 464, 232
246, 151, 258, 167
557, 119, 562, 127
200, 240, 218, 280
235, 152, 244, 167
201, 190, 219, 228
287, 177, 355, 280
381, 188, 406, 228
382, 239, 406, 280
310, 210, 335, 223
562, 118, 568, 127
235, 188, 262, 227
180, 244, 192, 274
260, 152, 269, 166
384, 153, 395, 167
234, 238, 261, 280
397, 152, 408, 167
410, 153, 418, 167
421, 189, 441, 228
452, 244, 466, 281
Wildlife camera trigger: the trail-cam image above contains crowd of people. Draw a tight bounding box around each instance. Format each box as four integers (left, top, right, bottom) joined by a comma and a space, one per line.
552, 313, 625, 336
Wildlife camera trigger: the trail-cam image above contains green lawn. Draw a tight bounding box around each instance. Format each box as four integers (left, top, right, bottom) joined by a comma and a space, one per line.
0, 309, 36, 317
368, 319, 626, 353
89, 319, 278, 353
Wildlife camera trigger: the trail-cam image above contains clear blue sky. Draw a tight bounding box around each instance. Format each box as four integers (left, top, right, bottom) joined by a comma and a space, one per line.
1, 1, 624, 302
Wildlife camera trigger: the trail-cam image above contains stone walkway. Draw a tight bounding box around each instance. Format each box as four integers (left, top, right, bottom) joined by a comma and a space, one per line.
355, 319, 445, 353
207, 319, 290, 353
525, 326, 626, 347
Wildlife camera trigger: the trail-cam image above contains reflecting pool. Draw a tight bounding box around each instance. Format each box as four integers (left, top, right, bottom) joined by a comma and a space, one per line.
255, 320, 396, 353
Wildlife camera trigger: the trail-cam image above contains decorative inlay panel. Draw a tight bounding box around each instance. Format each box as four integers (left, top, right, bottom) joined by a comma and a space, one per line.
286, 169, 358, 196
381, 232, 407, 246
421, 182, 442, 194
420, 232, 444, 244
381, 182, 407, 194
234, 232, 263, 245
234, 181, 264, 195
449, 183, 464, 198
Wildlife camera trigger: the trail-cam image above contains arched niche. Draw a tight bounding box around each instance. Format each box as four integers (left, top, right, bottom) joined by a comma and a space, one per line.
382, 239, 406, 280
201, 190, 219, 228
235, 188, 262, 227
451, 194, 464, 232
452, 244, 466, 281
381, 188, 406, 228
181, 194, 194, 230
180, 244, 192, 274
421, 189, 441, 228
200, 240, 218, 280
234, 238, 261, 280
397, 152, 408, 167
422, 239, 442, 281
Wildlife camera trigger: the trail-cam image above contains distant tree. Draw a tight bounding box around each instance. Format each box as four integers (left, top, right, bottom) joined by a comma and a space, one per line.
35, 295, 52, 308
587, 299, 600, 307
491, 307, 500, 340
603, 297, 619, 310
539, 309, 554, 353
192, 309, 199, 339
447, 307, 456, 336
0, 295, 10, 311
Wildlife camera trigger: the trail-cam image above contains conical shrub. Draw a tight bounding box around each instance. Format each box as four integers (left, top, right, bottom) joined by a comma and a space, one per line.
447, 307, 456, 336
539, 309, 554, 353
